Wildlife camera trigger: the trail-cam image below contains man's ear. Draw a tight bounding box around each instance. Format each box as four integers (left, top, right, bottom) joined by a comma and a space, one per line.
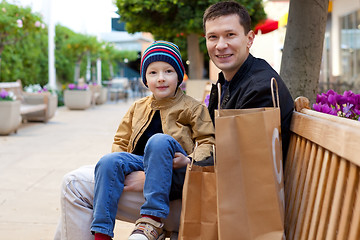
246, 30, 255, 49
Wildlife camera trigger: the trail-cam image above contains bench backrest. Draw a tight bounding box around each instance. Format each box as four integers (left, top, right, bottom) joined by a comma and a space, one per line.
0, 80, 24, 100
285, 97, 360, 240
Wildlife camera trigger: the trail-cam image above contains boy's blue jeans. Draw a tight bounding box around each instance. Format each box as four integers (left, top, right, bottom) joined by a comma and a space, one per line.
90, 133, 187, 237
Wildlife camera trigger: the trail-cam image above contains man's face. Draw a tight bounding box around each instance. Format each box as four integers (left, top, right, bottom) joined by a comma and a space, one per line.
205, 14, 255, 81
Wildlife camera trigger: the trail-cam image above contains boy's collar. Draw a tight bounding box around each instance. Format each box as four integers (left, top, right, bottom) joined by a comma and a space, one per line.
150, 88, 184, 109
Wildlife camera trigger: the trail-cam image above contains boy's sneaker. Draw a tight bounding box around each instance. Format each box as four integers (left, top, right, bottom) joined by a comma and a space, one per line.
128, 217, 165, 240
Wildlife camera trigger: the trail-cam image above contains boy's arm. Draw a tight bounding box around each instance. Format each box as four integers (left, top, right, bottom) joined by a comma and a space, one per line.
111, 103, 135, 152
188, 104, 216, 162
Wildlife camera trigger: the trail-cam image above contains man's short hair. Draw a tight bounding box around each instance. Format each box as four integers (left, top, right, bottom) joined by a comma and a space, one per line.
203, 1, 251, 34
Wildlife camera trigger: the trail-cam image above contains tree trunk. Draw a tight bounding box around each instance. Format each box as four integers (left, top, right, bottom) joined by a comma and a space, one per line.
280, 0, 329, 104
187, 33, 204, 79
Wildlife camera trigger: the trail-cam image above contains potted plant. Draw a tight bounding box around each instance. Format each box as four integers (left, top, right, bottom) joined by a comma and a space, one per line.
313, 89, 360, 121
0, 89, 21, 135
63, 83, 92, 110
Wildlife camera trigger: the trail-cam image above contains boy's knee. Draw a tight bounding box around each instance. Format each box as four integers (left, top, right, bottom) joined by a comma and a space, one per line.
96, 153, 117, 169
147, 133, 173, 148
95, 153, 127, 174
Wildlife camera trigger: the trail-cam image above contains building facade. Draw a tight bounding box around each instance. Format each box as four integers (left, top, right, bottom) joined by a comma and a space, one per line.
323, 0, 360, 93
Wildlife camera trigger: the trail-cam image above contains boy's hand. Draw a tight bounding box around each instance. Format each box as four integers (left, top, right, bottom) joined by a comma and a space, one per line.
123, 171, 145, 192
173, 152, 191, 169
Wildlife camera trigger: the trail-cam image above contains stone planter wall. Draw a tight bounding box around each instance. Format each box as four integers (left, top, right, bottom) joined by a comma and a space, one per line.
64, 90, 92, 110
0, 100, 22, 135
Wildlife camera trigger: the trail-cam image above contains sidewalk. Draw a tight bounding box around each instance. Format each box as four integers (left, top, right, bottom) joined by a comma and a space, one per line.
0, 100, 138, 240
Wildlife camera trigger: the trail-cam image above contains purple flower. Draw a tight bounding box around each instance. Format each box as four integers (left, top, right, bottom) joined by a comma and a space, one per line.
316, 93, 328, 105
313, 103, 337, 116
343, 90, 354, 98
76, 84, 88, 90
314, 89, 360, 121
68, 83, 76, 90
343, 103, 354, 118
327, 94, 337, 106
68, 83, 89, 91
0, 89, 9, 99
0, 89, 14, 101
326, 89, 337, 96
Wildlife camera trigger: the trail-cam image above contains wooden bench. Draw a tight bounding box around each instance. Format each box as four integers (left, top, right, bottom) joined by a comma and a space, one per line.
284, 96, 360, 240
89, 84, 101, 106
0, 80, 57, 122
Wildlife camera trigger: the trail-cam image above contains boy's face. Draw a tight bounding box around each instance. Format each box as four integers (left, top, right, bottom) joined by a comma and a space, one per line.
205, 14, 255, 81
146, 61, 178, 100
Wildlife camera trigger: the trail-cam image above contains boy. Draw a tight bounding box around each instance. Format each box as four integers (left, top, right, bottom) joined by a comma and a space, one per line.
90, 41, 215, 240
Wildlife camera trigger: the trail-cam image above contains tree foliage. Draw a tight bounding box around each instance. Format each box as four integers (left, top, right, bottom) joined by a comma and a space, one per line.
0, 0, 44, 54
0, 1, 138, 88
0, 0, 46, 83
116, 0, 265, 37
115, 0, 266, 78
115, 0, 266, 53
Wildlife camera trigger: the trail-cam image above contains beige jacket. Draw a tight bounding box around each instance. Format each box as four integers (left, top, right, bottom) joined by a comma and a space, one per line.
111, 89, 215, 162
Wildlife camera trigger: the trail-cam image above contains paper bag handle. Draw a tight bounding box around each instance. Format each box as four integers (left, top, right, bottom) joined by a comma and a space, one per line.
271, 77, 280, 108
189, 142, 198, 170
217, 83, 221, 111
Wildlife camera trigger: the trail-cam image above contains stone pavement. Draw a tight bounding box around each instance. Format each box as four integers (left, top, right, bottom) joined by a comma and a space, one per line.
0, 100, 139, 240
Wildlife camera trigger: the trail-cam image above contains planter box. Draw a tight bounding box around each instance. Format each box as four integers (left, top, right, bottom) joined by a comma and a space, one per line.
0, 100, 22, 135
64, 90, 92, 110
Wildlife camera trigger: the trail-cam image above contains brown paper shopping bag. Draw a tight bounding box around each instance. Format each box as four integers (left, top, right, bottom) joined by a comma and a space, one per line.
215, 78, 285, 240
178, 146, 218, 240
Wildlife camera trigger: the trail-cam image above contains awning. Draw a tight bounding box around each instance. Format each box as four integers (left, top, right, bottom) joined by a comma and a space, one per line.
278, 13, 288, 28
254, 19, 279, 34
254, 13, 288, 35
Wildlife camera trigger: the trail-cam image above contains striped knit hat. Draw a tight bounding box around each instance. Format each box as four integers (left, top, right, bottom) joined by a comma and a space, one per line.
141, 40, 185, 87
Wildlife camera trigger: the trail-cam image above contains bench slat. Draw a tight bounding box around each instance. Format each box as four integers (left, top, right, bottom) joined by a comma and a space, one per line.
336, 163, 358, 240
20, 104, 47, 115
326, 159, 347, 239
293, 142, 317, 240
316, 153, 339, 239
307, 150, 331, 239
299, 146, 324, 240
348, 180, 360, 239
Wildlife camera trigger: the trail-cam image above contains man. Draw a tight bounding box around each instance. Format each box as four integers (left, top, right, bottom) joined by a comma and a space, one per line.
54, 1, 293, 240
204, 1, 293, 158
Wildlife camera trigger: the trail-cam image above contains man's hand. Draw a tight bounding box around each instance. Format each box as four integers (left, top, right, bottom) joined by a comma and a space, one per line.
123, 171, 145, 192
173, 152, 191, 169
